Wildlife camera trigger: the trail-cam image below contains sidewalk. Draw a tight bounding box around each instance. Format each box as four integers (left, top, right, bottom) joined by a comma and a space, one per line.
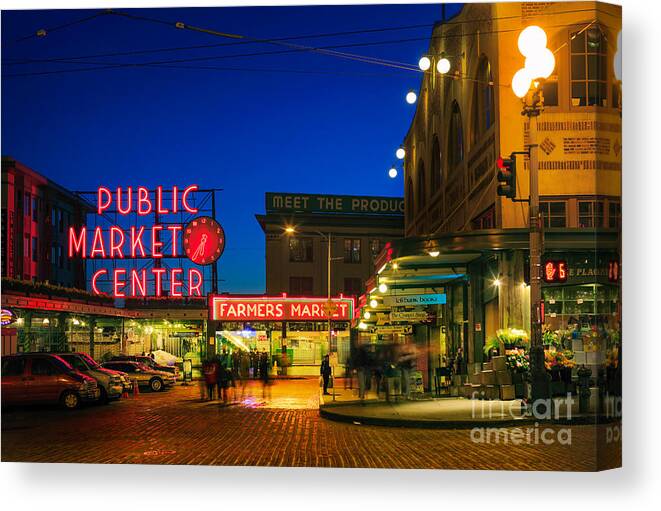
319, 382, 606, 429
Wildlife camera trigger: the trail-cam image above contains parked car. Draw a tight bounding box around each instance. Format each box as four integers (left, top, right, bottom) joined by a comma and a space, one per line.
55, 353, 125, 404
101, 361, 175, 392
1, 353, 100, 410
111, 355, 178, 379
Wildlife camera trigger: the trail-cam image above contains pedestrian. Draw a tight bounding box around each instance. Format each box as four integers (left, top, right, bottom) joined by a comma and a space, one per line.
259, 349, 271, 399
356, 345, 369, 400
202, 358, 218, 401
320, 354, 332, 395
217, 348, 231, 404
239, 350, 250, 399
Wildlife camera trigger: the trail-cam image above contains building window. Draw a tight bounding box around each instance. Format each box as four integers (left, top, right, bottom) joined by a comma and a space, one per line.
471, 57, 495, 146
406, 176, 414, 219
59, 210, 65, 232
542, 80, 559, 107
370, 239, 382, 258
578, 200, 604, 228
608, 201, 621, 228
470, 204, 496, 230
24, 193, 31, 217
431, 136, 442, 194
32, 196, 38, 221
448, 101, 464, 167
343, 278, 363, 297
289, 238, 313, 263
540, 201, 567, 228
31, 237, 38, 262
571, 26, 608, 107
51, 243, 57, 265
417, 159, 426, 211
24, 234, 30, 260
343, 239, 361, 263
289, 276, 313, 295
51, 206, 57, 227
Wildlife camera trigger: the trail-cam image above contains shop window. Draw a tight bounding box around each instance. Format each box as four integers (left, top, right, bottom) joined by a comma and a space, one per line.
570, 26, 608, 107
343, 238, 361, 263
289, 238, 313, 263
31, 237, 38, 262
448, 101, 464, 167
578, 200, 605, 228
608, 201, 621, 228
540, 201, 567, 228
343, 277, 363, 297
289, 276, 313, 295
431, 136, 442, 194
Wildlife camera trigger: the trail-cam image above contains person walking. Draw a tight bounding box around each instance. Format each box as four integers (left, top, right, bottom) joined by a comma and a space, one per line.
320, 354, 332, 395
259, 349, 271, 400
202, 358, 218, 401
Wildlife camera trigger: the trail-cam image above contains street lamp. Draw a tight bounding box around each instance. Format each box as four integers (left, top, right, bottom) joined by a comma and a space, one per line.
388, 166, 398, 179
395, 147, 406, 160
418, 56, 431, 71
512, 25, 555, 406
405, 90, 417, 104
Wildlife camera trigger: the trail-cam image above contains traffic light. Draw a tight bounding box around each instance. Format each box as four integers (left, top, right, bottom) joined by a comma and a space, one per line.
496, 153, 516, 199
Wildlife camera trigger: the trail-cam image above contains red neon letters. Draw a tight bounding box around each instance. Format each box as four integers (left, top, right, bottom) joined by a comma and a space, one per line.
97, 185, 199, 215
210, 297, 354, 321
72, 185, 209, 298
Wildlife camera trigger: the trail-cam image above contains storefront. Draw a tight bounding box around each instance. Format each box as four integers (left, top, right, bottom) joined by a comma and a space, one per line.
208, 295, 354, 376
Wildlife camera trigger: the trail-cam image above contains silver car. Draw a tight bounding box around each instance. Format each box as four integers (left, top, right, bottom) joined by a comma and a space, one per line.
56, 353, 125, 404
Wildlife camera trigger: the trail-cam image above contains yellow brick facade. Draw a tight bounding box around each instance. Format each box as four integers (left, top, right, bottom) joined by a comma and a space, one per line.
404, 1, 622, 236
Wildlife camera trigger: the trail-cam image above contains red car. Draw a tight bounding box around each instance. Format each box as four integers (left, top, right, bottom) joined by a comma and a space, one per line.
1, 353, 101, 410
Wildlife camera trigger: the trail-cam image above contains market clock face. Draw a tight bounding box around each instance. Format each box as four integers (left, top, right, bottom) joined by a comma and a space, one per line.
183, 216, 225, 265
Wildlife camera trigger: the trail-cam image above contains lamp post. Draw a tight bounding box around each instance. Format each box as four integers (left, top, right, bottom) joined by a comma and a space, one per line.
285, 226, 340, 397
512, 26, 556, 407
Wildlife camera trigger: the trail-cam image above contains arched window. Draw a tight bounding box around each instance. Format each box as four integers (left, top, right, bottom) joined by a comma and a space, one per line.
431, 136, 442, 193
406, 176, 414, 219
417, 159, 426, 211
471, 57, 495, 146
448, 101, 464, 167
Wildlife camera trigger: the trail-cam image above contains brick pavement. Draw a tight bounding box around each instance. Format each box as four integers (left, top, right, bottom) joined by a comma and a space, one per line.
1, 380, 620, 471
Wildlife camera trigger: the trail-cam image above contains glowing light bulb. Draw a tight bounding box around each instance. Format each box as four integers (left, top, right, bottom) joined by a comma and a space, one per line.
518, 26, 547, 57
406, 91, 417, 104
524, 47, 555, 79
358, 321, 367, 330
364, 311, 371, 320
378, 283, 388, 293
429, 250, 440, 257
418, 56, 431, 71
512, 68, 532, 98
370, 299, 378, 308
436, 57, 451, 74
388, 167, 398, 179
396, 147, 406, 160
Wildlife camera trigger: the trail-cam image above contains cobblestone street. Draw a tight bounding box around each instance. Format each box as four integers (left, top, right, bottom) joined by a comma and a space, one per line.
2, 380, 619, 470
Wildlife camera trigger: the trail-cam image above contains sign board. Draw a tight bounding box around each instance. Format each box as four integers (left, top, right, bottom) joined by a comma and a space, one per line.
410, 370, 424, 394
68, 185, 225, 297
266, 192, 404, 216
389, 310, 429, 322
371, 325, 413, 335
210, 296, 354, 322
475, 322, 482, 332
1, 308, 16, 326
543, 260, 568, 283
383, 294, 446, 307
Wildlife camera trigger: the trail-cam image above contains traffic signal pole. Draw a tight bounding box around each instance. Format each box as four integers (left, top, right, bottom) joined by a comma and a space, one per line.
525, 97, 550, 407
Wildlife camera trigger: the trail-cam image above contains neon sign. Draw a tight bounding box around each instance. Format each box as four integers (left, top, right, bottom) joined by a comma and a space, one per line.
543, 260, 568, 283
69, 186, 225, 298
210, 296, 354, 321
1, 308, 16, 326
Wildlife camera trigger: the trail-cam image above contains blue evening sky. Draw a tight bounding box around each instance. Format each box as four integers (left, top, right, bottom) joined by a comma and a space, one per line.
2, 3, 462, 293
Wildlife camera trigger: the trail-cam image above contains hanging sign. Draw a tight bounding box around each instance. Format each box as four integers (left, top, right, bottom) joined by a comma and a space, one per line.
370, 325, 413, 335
389, 311, 429, 322
68, 186, 225, 297
1, 308, 16, 326
383, 294, 446, 307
